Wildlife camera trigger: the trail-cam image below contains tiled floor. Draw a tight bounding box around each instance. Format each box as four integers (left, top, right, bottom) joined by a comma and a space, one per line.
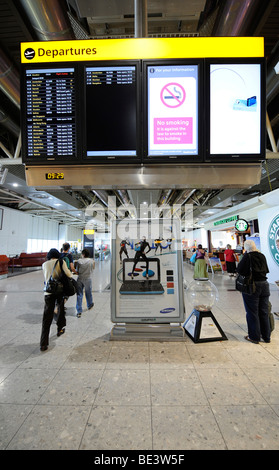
0, 259, 279, 450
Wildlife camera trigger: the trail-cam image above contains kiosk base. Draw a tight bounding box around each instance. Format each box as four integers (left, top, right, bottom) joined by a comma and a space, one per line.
183, 309, 228, 343
110, 323, 185, 341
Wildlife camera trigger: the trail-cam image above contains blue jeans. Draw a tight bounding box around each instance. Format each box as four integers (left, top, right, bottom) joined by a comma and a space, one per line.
242, 281, 270, 342
76, 278, 93, 314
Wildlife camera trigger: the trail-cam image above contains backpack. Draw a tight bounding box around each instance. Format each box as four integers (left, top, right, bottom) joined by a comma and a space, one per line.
61, 253, 70, 268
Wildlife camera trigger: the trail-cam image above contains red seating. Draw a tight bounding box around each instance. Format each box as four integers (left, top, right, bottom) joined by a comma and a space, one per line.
0, 255, 9, 275
8, 252, 47, 268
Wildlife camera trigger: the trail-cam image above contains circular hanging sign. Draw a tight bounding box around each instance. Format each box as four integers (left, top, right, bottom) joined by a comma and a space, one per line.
235, 219, 249, 232
268, 213, 279, 267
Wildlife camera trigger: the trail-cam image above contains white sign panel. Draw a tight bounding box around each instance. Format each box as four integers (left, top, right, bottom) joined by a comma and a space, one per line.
258, 206, 279, 284
210, 63, 262, 155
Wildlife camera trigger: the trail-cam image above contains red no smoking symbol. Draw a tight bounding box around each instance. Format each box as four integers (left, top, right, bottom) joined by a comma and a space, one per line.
160, 82, 186, 108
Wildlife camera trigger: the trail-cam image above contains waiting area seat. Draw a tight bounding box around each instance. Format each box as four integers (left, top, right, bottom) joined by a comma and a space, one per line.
0, 255, 9, 276
8, 252, 47, 269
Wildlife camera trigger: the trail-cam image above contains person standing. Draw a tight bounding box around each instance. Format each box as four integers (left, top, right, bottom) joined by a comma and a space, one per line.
224, 244, 237, 276
193, 244, 208, 279
75, 248, 95, 317
40, 248, 73, 351
236, 239, 271, 344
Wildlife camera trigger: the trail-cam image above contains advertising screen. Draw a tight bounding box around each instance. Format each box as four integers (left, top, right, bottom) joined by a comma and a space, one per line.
144, 61, 202, 162
111, 218, 185, 324
21, 66, 79, 163
206, 59, 265, 161
84, 63, 140, 161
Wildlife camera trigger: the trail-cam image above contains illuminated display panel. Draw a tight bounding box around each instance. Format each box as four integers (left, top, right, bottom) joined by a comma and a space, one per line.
143, 60, 203, 163
206, 58, 266, 161
84, 62, 140, 162
21, 66, 79, 163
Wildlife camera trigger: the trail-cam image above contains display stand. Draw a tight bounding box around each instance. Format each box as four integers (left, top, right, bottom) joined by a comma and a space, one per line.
110, 323, 185, 341
207, 257, 223, 274
110, 218, 185, 341
183, 308, 228, 343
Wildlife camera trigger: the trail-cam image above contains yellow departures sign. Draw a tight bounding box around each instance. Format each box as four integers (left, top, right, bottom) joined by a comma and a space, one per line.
21, 37, 264, 64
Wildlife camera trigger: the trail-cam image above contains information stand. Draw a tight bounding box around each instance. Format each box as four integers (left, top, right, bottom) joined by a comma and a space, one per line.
110, 218, 185, 340
183, 309, 228, 343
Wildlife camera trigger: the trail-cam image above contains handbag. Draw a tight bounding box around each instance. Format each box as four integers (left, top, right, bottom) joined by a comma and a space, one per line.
59, 259, 77, 296
190, 252, 196, 263
44, 260, 64, 295
235, 254, 256, 294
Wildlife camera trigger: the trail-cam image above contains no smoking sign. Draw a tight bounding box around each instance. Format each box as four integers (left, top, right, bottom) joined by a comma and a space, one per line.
160, 82, 186, 108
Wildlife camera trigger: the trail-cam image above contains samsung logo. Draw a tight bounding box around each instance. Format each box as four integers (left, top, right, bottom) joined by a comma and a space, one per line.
160, 308, 176, 314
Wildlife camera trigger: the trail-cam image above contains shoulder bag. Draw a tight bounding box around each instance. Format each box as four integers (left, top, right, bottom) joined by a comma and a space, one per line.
235, 254, 256, 294
59, 259, 77, 296
44, 260, 64, 295
190, 252, 196, 263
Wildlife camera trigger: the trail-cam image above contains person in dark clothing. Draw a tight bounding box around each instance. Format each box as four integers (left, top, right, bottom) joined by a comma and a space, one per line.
131, 236, 151, 279
236, 239, 270, 344
60, 242, 78, 274
40, 248, 73, 351
119, 238, 130, 263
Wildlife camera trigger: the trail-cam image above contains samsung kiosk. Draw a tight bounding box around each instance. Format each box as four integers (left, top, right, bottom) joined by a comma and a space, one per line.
110, 218, 185, 340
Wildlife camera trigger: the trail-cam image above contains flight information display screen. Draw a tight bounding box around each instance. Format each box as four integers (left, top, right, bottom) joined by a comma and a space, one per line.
22, 67, 77, 161
145, 62, 200, 160
85, 64, 138, 159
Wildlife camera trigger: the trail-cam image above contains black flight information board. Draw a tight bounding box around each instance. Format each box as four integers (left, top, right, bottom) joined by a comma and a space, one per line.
84, 64, 139, 160
23, 67, 77, 162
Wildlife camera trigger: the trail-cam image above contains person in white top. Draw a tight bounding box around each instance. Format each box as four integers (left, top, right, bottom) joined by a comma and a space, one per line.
74, 248, 95, 317
40, 248, 73, 351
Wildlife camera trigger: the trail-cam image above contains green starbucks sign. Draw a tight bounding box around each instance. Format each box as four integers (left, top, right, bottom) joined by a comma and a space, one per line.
268, 214, 279, 267
235, 219, 249, 232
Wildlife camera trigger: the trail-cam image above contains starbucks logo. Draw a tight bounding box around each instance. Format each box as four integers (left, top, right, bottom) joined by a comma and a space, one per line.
24, 48, 35, 60
268, 214, 279, 267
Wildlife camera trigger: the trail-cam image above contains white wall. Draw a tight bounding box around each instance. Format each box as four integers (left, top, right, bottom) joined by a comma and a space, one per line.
183, 228, 208, 249
0, 205, 82, 256
211, 230, 237, 249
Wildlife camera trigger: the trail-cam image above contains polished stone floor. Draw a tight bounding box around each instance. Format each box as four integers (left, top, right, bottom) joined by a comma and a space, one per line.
0, 258, 278, 450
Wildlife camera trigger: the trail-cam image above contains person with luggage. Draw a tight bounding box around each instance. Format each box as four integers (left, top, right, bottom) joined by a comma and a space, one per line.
40, 248, 73, 351
236, 239, 271, 344
60, 242, 78, 274
193, 244, 208, 279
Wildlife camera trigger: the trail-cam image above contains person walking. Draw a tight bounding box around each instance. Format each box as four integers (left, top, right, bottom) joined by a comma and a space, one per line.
40, 248, 73, 351
60, 242, 78, 274
75, 248, 95, 317
193, 244, 208, 279
236, 239, 271, 344
224, 243, 237, 276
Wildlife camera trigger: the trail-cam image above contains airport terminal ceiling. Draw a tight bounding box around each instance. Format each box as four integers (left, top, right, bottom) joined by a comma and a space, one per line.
0, 0, 279, 230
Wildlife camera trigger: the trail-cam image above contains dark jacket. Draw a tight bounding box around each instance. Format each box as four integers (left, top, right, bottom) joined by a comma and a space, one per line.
236, 251, 269, 281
